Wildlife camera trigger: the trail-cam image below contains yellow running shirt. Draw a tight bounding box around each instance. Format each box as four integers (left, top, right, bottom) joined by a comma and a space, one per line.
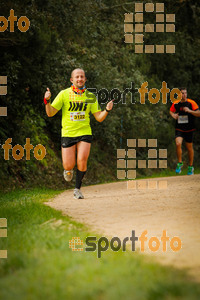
51, 88, 101, 137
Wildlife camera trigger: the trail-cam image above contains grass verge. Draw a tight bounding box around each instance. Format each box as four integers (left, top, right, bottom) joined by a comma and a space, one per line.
0, 188, 200, 300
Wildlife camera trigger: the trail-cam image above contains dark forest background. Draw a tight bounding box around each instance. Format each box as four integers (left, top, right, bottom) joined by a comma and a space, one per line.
0, 0, 200, 190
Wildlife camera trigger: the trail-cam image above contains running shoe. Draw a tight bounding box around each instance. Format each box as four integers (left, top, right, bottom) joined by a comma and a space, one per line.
187, 166, 194, 175
175, 162, 183, 174
74, 188, 84, 199
63, 169, 73, 182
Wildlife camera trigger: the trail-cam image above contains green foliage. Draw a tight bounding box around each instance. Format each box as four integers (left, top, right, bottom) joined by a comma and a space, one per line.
0, 0, 200, 189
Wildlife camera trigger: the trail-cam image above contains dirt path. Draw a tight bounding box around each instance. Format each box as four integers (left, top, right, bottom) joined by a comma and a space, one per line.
45, 175, 200, 280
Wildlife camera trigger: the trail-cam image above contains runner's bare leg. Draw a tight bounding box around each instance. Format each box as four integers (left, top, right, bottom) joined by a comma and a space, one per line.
185, 142, 194, 166
77, 141, 91, 171
175, 137, 183, 163
62, 145, 76, 170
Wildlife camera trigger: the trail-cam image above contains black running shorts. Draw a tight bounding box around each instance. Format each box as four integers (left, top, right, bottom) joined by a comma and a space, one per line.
175, 130, 194, 143
61, 135, 93, 148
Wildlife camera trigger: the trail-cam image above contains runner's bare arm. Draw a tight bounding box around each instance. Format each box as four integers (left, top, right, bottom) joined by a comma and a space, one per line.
93, 100, 114, 122
169, 110, 179, 120
44, 88, 58, 117
183, 107, 200, 117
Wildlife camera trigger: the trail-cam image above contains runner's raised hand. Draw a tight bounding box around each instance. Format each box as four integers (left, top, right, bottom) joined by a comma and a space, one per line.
106, 99, 114, 111
44, 87, 51, 100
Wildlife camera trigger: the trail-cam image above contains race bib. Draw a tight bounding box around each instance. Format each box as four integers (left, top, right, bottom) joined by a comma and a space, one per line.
178, 115, 189, 124
70, 112, 85, 121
